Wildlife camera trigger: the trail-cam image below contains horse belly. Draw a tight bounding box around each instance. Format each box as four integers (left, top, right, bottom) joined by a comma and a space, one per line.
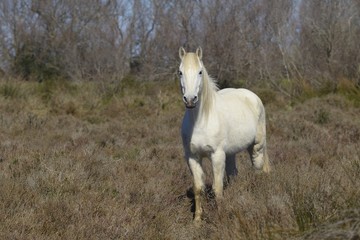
223, 127, 256, 154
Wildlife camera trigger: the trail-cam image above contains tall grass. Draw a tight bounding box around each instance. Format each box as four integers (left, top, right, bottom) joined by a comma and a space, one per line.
0, 78, 359, 239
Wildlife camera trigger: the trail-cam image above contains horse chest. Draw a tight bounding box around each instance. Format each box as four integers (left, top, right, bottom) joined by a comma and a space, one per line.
190, 127, 221, 155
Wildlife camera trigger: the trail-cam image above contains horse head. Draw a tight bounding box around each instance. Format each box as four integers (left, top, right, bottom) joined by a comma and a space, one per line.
178, 47, 204, 108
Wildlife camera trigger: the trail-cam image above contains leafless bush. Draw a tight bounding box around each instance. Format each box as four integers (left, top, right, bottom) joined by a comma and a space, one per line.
0, 0, 359, 95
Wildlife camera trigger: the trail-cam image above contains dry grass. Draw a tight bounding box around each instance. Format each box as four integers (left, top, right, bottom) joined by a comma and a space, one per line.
0, 79, 359, 239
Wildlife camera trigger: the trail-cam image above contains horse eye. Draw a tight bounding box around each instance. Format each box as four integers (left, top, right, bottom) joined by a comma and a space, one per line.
199, 70, 202, 75
178, 71, 183, 76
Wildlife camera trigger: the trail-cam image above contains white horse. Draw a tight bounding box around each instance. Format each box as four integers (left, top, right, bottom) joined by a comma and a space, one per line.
179, 47, 270, 222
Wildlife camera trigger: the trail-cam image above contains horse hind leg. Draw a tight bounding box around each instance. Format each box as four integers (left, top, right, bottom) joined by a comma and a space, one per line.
225, 154, 238, 183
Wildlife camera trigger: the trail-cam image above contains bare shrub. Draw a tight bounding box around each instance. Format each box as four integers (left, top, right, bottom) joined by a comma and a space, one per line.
1, 1, 359, 98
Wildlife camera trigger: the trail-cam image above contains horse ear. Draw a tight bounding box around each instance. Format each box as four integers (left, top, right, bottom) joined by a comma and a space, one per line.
179, 47, 186, 59
196, 47, 203, 60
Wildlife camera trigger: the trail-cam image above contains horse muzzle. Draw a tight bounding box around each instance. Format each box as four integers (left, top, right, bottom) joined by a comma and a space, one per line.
183, 95, 198, 108
185, 102, 196, 108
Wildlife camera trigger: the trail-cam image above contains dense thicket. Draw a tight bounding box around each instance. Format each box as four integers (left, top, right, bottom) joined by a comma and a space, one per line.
0, 0, 359, 95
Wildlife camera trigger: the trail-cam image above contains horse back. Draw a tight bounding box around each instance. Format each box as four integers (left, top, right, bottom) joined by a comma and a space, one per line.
216, 88, 264, 119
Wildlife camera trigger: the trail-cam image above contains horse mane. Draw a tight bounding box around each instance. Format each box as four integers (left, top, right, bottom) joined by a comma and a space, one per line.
200, 66, 218, 120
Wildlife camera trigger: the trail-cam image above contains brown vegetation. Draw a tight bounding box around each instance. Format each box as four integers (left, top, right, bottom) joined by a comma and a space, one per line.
0, 80, 359, 239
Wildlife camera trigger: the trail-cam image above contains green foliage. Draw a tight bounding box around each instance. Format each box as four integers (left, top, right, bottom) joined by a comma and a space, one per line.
13, 42, 64, 82
34, 79, 79, 104
314, 109, 330, 125
256, 89, 277, 106
100, 82, 122, 105
293, 201, 318, 232
336, 79, 360, 107
290, 78, 360, 108
86, 116, 105, 125
218, 79, 246, 89
99, 74, 151, 106
133, 98, 145, 107
0, 83, 20, 99
121, 74, 137, 90
36, 80, 55, 102
296, 81, 317, 102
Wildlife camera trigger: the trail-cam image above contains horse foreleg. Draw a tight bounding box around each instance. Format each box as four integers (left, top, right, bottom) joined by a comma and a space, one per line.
188, 157, 204, 222
211, 150, 226, 198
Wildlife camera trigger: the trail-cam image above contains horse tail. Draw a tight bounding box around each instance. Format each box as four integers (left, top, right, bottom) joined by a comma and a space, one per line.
259, 99, 271, 173
250, 96, 271, 173
262, 145, 271, 173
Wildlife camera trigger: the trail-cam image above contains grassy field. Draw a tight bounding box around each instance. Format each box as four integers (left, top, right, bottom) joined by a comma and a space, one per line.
0, 79, 359, 239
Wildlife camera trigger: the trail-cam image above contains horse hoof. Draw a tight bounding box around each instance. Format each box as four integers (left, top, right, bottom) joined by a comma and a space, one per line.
194, 213, 202, 222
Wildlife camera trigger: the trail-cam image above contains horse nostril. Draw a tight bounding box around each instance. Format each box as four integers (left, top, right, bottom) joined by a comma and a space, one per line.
193, 96, 198, 102
183, 96, 187, 103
